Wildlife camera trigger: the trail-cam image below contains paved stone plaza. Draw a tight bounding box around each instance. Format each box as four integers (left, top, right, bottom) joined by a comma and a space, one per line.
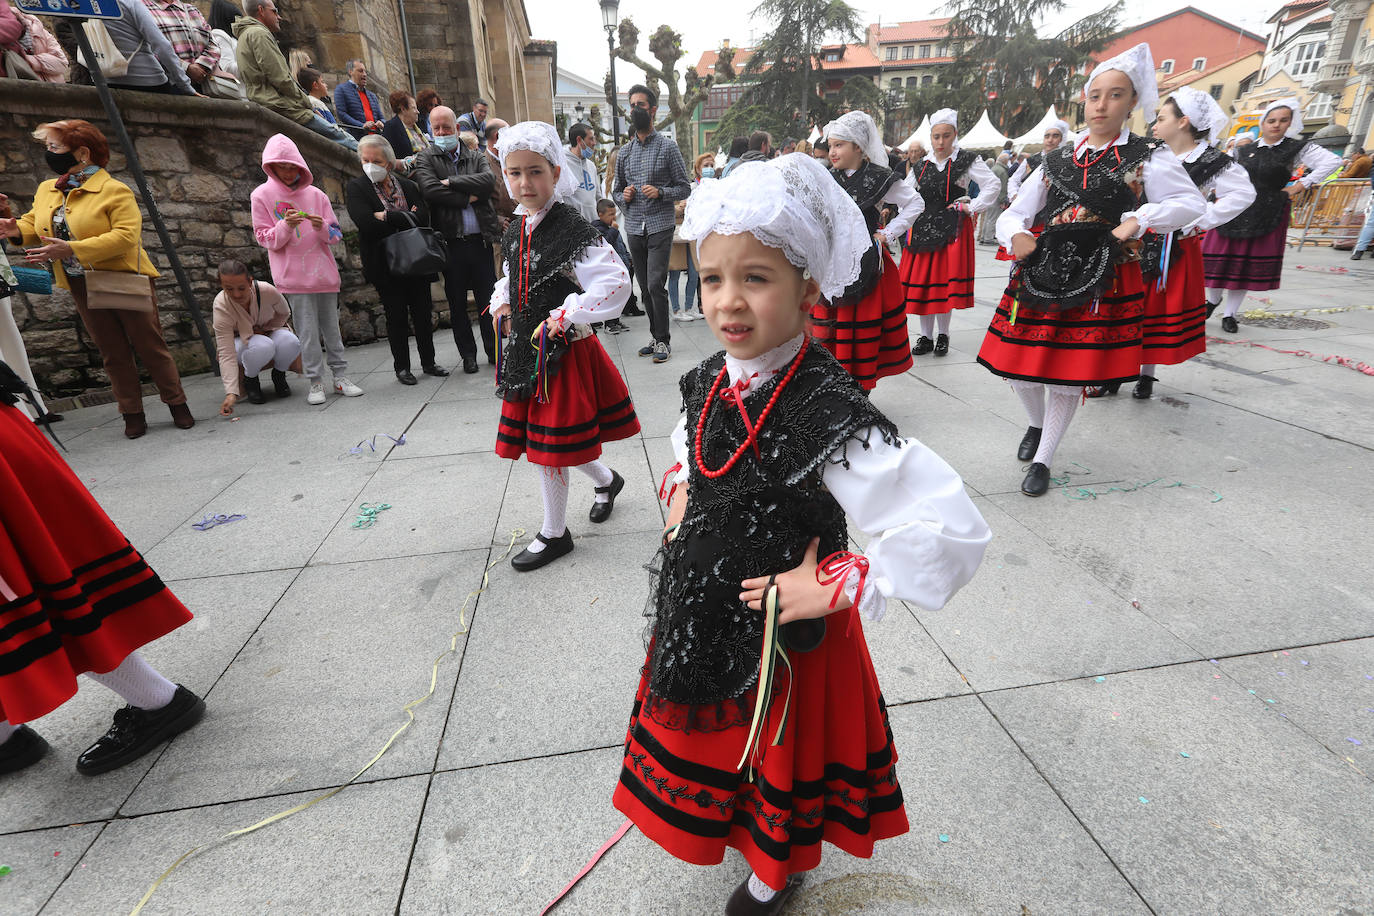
4, 243, 1373, 915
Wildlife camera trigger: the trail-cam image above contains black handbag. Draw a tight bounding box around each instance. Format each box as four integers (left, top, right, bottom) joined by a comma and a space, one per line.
382, 211, 448, 276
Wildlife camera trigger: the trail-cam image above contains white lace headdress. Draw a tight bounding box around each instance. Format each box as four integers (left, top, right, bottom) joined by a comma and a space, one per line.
680, 153, 870, 300
823, 110, 887, 166
495, 120, 580, 203
1085, 42, 1159, 123
1046, 118, 1074, 144
1171, 87, 1229, 146
931, 108, 958, 130
1263, 97, 1304, 139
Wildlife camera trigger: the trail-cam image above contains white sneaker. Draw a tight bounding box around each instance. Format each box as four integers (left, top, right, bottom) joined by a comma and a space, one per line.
334, 376, 364, 397
307, 382, 327, 405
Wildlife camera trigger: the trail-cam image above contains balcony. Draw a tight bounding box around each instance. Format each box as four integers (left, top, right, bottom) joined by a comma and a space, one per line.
1313, 60, 1353, 93
1361, 43, 1374, 75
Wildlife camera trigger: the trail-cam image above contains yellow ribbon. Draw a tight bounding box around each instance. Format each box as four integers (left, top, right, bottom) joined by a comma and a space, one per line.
129, 528, 526, 915
736, 580, 792, 782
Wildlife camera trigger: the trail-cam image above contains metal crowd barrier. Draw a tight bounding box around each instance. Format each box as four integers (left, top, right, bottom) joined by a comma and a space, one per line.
1289, 178, 1372, 251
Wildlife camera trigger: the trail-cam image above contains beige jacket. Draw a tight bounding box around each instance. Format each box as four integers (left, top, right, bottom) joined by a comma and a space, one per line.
212, 280, 292, 396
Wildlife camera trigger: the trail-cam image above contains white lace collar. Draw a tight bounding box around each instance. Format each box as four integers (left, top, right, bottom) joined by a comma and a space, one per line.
1075, 130, 1130, 155
515, 198, 555, 234
1180, 140, 1209, 163
723, 333, 805, 397
923, 142, 962, 170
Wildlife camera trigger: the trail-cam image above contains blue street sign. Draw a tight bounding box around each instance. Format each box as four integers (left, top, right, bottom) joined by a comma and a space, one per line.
16, 0, 123, 19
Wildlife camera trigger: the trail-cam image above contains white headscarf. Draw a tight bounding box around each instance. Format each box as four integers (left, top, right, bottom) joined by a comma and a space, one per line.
495, 120, 580, 204
1262, 97, 1305, 139
1170, 87, 1229, 147
824, 111, 886, 166
1085, 42, 1159, 123
931, 108, 959, 131
681, 153, 870, 300
1045, 119, 1074, 145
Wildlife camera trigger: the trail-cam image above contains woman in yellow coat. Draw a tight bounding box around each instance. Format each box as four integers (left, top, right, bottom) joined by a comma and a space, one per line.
0, 119, 193, 439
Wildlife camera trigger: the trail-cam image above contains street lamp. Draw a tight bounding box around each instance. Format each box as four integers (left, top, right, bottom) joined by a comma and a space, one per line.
599, 0, 621, 146
575, 102, 585, 123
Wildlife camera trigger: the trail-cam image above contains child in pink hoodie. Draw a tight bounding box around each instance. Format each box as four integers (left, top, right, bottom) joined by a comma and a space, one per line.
250, 134, 364, 404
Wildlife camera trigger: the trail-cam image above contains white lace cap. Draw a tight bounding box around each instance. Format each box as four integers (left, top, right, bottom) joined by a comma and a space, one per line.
931, 108, 958, 130
495, 120, 579, 203
1171, 87, 1228, 146
1046, 119, 1074, 144
680, 153, 870, 300
1263, 97, 1304, 138
1086, 42, 1158, 123
824, 110, 887, 166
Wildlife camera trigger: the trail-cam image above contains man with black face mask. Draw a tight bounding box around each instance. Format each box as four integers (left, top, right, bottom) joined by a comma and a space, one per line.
613, 84, 691, 364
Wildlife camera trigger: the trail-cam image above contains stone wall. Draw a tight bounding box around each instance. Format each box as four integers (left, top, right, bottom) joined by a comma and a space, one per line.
0, 81, 459, 404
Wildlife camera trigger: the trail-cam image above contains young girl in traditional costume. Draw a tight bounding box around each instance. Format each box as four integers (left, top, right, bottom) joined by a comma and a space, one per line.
1201, 98, 1341, 333
488, 122, 639, 571
612, 153, 991, 913
898, 108, 999, 357
0, 364, 205, 775
1088, 88, 1256, 399
977, 43, 1205, 496
810, 110, 922, 390
995, 119, 1073, 263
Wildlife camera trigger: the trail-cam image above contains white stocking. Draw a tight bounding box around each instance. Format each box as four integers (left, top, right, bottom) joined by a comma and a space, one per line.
936, 312, 951, 335
1033, 385, 1080, 467
85, 652, 177, 710
747, 873, 778, 902
575, 460, 614, 502
1008, 379, 1045, 428
1221, 289, 1247, 318
0, 719, 16, 744
527, 466, 570, 552
1205, 287, 1223, 306
919, 315, 935, 338
1140, 363, 1157, 377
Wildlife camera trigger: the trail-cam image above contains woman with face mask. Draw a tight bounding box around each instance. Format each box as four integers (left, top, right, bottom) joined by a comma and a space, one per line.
344, 135, 444, 385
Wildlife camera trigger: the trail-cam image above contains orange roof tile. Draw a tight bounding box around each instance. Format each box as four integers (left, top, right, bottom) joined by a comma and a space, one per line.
695, 47, 757, 79
867, 18, 953, 44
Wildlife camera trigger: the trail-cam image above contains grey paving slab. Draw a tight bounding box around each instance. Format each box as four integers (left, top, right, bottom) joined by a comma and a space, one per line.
859, 605, 972, 705
0, 823, 104, 914
45, 775, 428, 916
85, 468, 243, 554
309, 451, 508, 564
386, 398, 502, 459
985, 664, 1374, 915
0, 570, 293, 835
123, 552, 489, 813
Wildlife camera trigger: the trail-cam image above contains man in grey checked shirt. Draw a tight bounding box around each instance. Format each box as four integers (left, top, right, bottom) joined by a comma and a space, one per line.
614, 84, 692, 364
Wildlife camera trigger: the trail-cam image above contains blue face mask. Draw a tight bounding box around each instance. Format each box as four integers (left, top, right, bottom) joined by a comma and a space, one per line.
433, 133, 459, 152
580, 146, 595, 160
701, 167, 715, 179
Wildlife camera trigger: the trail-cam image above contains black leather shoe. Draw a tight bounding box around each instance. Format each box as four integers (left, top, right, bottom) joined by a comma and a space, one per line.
1084, 382, 1121, 398
244, 375, 267, 404
422, 364, 451, 377
1133, 375, 1156, 399
589, 470, 624, 523
912, 335, 934, 356
933, 333, 950, 356
725, 873, 805, 916
1205, 300, 1220, 318
1017, 426, 1042, 461
1221, 316, 1239, 334
270, 369, 291, 398
1353, 249, 1365, 260
622, 302, 645, 316
462, 358, 479, 374
76, 685, 205, 776
396, 370, 418, 386
0, 724, 50, 773
1021, 462, 1051, 497
510, 530, 574, 571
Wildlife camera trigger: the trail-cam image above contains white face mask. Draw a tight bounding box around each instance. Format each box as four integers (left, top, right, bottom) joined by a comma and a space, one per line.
363, 162, 389, 183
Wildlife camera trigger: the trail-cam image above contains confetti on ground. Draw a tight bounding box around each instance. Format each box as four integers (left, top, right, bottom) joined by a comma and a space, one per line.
341, 433, 407, 460
1301, 660, 1309, 666
1205, 335, 1374, 377
1349, 738, 1364, 746
1095, 676, 1106, 683
938, 834, 950, 843
351, 502, 393, 529
1138, 797, 1150, 805
191, 513, 247, 531
1210, 659, 1219, 664
1180, 752, 1191, 758
0, 865, 10, 876
1131, 600, 1141, 609
1293, 264, 1350, 273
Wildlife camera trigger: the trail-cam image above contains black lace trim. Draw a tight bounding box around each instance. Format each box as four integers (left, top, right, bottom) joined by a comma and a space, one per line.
831, 163, 898, 302
1215, 140, 1305, 240
1184, 146, 1231, 189
1043, 135, 1155, 224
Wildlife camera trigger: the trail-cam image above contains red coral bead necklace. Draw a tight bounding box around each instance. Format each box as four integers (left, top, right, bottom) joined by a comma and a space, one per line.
694, 336, 810, 479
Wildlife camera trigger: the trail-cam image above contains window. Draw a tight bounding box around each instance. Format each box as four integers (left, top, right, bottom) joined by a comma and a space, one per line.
886, 46, 898, 60
1289, 41, 1325, 76
937, 45, 947, 57
902, 45, 914, 59
1306, 93, 1332, 119
890, 78, 903, 90
922, 74, 933, 86
1160, 59, 1174, 74
1193, 57, 1206, 71
825, 50, 840, 62
920, 44, 931, 58
906, 76, 918, 87
1209, 83, 1223, 99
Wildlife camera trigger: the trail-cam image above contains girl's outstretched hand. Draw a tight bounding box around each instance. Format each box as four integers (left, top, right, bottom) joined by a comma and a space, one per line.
739, 538, 851, 625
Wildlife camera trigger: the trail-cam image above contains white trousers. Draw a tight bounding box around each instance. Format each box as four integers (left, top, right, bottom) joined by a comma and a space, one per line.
235, 328, 302, 377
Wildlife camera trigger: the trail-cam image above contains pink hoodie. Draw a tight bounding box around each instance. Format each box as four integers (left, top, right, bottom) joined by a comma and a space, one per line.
250, 134, 343, 294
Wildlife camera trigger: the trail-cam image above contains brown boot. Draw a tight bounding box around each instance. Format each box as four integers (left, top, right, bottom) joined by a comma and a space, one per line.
169, 402, 195, 430
123, 412, 147, 439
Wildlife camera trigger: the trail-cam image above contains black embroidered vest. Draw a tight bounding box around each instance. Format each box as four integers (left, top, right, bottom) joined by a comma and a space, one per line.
1184, 145, 1232, 189
1216, 139, 1304, 239
830, 162, 898, 304
1042, 135, 1155, 225
906, 150, 976, 252
646, 345, 900, 708
495, 202, 602, 402
1140, 145, 1234, 278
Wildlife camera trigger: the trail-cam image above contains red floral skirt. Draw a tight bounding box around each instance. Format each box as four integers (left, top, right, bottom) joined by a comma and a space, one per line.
613, 608, 909, 891
495, 335, 639, 467
977, 262, 1146, 386
0, 405, 192, 724
810, 249, 912, 391
1141, 234, 1207, 366
900, 215, 976, 314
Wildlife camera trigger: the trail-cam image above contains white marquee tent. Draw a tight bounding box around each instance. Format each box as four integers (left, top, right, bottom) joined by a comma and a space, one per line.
1011, 105, 1076, 149
898, 115, 931, 152
960, 110, 1010, 149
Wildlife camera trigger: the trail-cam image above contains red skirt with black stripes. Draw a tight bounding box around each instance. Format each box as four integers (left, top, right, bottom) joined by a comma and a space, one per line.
495, 335, 639, 467
810, 249, 912, 391
1141, 234, 1207, 365
0, 405, 192, 724
977, 262, 1146, 386
900, 214, 976, 314
612, 607, 908, 891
